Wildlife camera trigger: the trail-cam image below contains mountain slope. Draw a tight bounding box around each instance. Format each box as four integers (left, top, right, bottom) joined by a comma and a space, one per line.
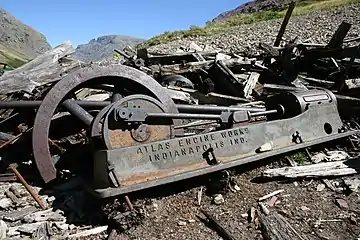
0, 8, 51, 68
213, 0, 304, 22
72, 35, 144, 62
141, 0, 359, 48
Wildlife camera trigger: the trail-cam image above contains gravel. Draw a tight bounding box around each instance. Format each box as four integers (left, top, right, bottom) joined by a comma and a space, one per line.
149, 4, 360, 55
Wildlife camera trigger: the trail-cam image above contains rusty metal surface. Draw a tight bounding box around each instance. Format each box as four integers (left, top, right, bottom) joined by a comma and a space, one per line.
102, 95, 172, 149
94, 102, 354, 197
90, 104, 113, 139
32, 64, 181, 183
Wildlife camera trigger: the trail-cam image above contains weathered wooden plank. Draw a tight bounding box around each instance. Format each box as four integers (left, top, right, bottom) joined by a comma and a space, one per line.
327, 21, 352, 48
263, 158, 360, 179
243, 72, 260, 99
0, 41, 87, 95
159, 58, 252, 75
274, 2, 296, 47
263, 84, 300, 92
259, 211, 306, 240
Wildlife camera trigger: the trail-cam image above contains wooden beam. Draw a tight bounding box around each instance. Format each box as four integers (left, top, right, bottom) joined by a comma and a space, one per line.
243, 72, 260, 99
259, 211, 306, 240
327, 21, 352, 48
274, 2, 296, 47
263, 158, 360, 179
0, 41, 87, 95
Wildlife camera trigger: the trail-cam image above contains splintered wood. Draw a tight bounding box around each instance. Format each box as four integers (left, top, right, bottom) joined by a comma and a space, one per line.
263, 159, 360, 178
0, 41, 87, 94
259, 211, 306, 240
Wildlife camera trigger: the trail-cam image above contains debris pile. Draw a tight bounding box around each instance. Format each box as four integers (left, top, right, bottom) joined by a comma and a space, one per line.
0, 2, 360, 239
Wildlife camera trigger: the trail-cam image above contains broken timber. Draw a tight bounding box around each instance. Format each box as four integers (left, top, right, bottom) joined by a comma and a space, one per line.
0, 41, 87, 95
258, 211, 306, 240
263, 158, 360, 179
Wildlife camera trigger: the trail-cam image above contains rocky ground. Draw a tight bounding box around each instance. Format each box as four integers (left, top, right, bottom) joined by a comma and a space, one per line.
149, 4, 360, 56
2, 141, 359, 240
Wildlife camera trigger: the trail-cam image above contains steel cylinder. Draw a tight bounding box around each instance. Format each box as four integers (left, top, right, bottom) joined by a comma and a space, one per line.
266, 89, 337, 118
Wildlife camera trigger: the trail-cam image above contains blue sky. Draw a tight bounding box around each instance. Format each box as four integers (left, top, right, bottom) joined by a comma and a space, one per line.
2, 0, 246, 47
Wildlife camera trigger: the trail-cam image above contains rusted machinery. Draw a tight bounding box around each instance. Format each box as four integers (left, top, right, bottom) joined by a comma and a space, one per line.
0, 64, 357, 198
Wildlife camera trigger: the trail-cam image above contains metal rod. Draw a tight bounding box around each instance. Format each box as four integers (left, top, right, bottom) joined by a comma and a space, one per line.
61, 99, 94, 126
0, 100, 111, 109
0, 101, 266, 113
148, 112, 222, 120
124, 195, 134, 211
174, 120, 218, 129
9, 165, 46, 210
176, 104, 266, 113
249, 109, 278, 117
148, 110, 278, 121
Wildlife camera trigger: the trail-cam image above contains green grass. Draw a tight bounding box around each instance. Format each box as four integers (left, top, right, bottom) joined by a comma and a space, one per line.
0, 50, 27, 69
290, 152, 308, 165
139, 0, 360, 48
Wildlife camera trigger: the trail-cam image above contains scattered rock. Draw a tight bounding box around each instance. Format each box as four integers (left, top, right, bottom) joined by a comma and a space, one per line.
248, 207, 256, 223
349, 215, 357, 225
311, 153, 327, 163
257, 141, 273, 153
5, 190, 19, 204
213, 194, 225, 205
300, 206, 310, 211
197, 187, 203, 206
0, 198, 12, 209
189, 42, 203, 52
178, 221, 187, 226
54, 222, 69, 231
46, 196, 56, 203
9, 186, 22, 198
3, 206, 38, 222
268, 196, 278, 207
0, 220, 7, 240
188, 219, 196, 223
316, 184, 326, 192
343, 178, 360, 193
6, 227, 20, 237
215, 53, 232, 61
149, 199, 159, 212
325, 151, 349, 161
23, 208, 65, 223
67, 225, 108, 239
335, 198, 349, 210
32, 222, 52, 240
17, 222, 45, 234
234, 185, 241, 191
